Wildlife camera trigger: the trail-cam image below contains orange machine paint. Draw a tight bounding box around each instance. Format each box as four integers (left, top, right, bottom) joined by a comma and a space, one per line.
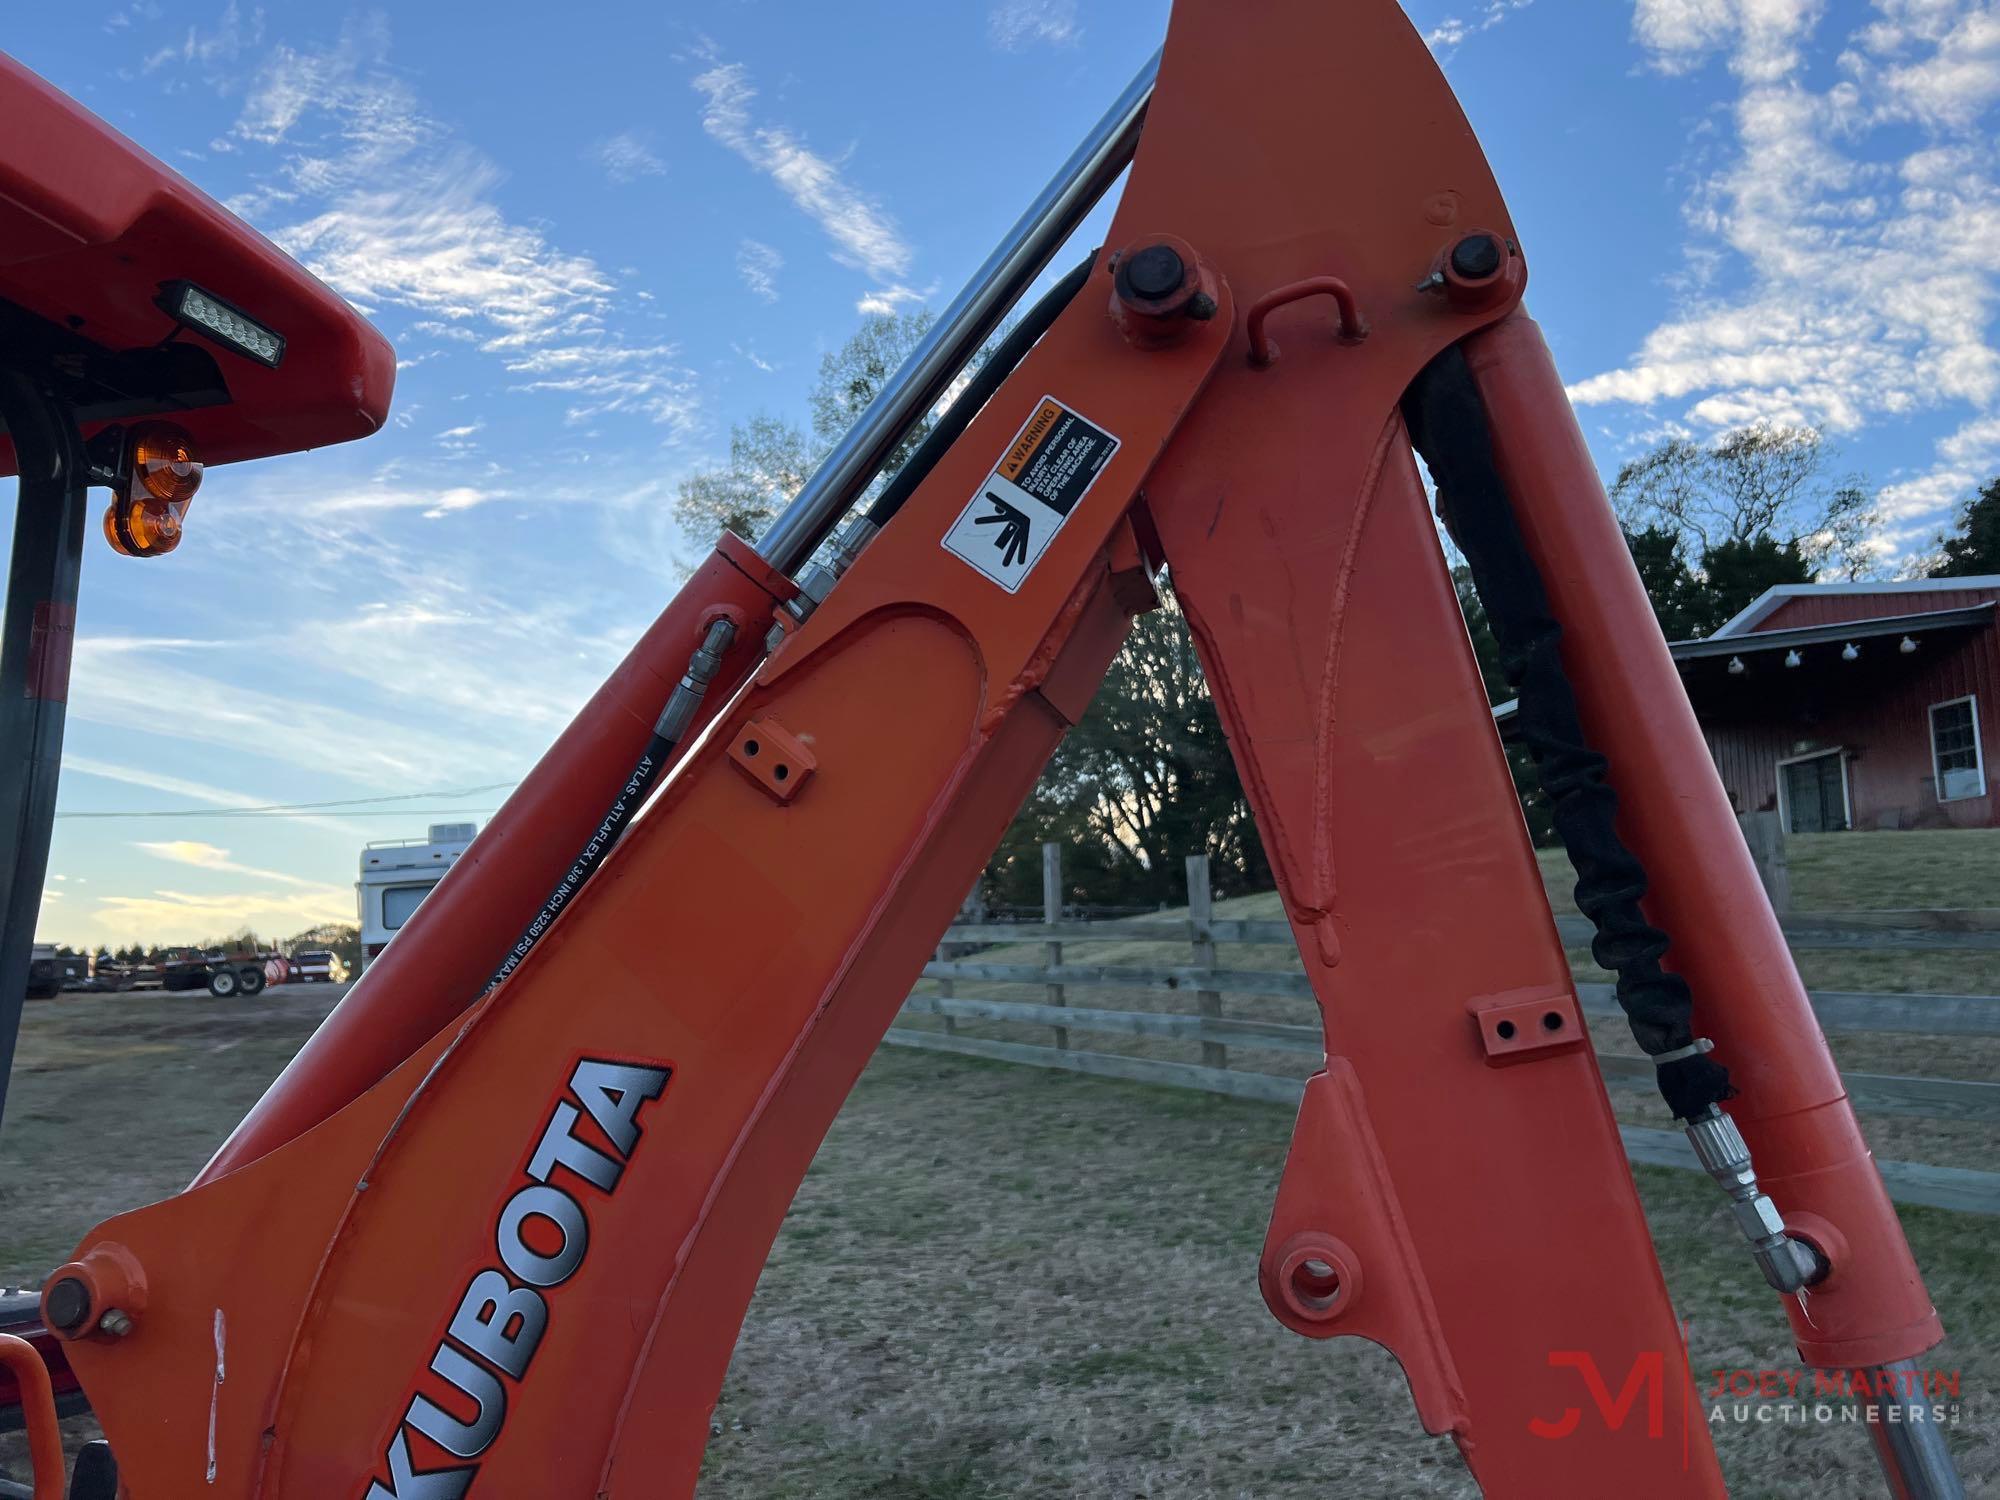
19, 0, 1945, 1495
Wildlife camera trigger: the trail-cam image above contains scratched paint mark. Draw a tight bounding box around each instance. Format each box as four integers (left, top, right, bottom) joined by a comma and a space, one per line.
207, 1307, 226, 1483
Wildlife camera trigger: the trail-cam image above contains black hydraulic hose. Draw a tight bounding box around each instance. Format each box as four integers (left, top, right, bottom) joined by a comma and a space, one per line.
484, 619, 735, 992
867, 252, 1098, 530
1400, 345, 1734, 1122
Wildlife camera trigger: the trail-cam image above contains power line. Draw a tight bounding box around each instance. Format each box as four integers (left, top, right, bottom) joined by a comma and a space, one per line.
63, 812, 504, 824
56, 783, 516, 820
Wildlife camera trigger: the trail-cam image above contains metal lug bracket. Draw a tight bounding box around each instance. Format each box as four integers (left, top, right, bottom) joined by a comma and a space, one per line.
1469, 989, 1584, 1066
729, 717, 816, 803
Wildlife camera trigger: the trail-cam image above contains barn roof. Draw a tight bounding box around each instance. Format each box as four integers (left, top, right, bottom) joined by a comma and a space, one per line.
1488, 601, 1995, 728
1710, 577, 2000, 639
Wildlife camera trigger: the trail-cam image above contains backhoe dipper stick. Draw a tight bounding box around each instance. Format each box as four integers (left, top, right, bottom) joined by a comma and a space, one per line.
1464, 312, 1957, 1497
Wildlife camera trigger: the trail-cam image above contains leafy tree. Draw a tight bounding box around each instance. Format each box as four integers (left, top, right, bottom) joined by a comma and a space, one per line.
1697, 534, 1812, 631
1930, 477, 2000, 578
1455, 568, 1555, 845
1622, 526, 1706, 641
673, 310, 940, 549
670, 415, 812, 545
985, 590, 1270, 910
1611, 426, 1876, 636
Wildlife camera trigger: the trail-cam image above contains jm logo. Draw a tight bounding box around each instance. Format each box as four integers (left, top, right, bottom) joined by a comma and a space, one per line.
1528, 1350, 1667, 1440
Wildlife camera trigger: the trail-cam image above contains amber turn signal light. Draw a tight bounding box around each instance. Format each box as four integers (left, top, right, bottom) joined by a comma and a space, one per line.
102, 422, 201, 559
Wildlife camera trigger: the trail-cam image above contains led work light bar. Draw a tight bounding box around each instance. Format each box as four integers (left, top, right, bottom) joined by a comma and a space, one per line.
158, 280, 286, 368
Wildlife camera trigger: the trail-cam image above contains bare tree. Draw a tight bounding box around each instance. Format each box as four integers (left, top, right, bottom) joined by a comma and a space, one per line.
1610, 425, 1878, 579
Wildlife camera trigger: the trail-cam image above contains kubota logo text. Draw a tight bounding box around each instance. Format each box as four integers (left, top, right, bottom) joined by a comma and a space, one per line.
364, 1056, 671, 1498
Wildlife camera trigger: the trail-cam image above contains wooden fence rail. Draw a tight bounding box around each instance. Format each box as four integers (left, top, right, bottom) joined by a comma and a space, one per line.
899, 845, 2000, 1216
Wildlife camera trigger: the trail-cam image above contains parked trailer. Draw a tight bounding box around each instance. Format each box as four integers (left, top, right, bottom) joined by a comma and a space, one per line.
157, 949, 273, 998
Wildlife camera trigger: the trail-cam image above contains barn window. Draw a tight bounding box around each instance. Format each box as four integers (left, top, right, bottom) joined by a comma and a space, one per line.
1930, 696, 1986, 802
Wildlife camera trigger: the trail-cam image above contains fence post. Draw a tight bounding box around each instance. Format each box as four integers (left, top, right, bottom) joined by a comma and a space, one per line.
1739, 811, 1791, 915
1187, 853, 1226, 1070
937, 881, 980, 1037
1043, 841, 1069, 1050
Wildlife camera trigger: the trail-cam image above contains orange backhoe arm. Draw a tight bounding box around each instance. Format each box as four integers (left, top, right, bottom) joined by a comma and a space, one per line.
30, 3, 1951, 1498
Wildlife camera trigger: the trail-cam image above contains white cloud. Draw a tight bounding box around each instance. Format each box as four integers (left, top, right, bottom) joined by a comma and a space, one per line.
856, 284, 926, 316
141, 0, 259, 74
694, 60, 913, 289
1427, 0, 1534, 51
736, 239, 783, 302
135, 840, 332, 889
90, 886, 357, 939
225, 30, 696, 436
67, 642, 490, 791
989, 0, 1081, 50
1572, 2, 2000, 554
136, 839, 233, 868
295, 482, 502, 518
62, 755, 367, 839
1853, 0, 2000, 129
588, 131, 666, 182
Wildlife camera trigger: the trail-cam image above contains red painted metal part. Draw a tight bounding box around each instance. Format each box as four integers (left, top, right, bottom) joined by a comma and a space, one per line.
0, 54, 393, 474
1245, 275, 1366, 364
52, 256, 1226, 1499
196, 532, 793, 1184
0, 1334, 64, 1500
1463, 312, 1943, 1371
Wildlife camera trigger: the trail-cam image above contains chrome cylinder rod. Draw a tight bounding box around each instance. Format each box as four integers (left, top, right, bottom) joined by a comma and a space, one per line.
752, 47, 1161, 576
1862, 1359, 1965, 1499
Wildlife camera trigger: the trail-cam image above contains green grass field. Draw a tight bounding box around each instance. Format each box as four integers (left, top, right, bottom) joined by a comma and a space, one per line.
0, 993, 1989, 1498
1, 828, 1995, 1494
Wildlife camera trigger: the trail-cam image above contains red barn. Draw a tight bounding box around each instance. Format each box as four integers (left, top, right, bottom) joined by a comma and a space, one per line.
1676, 578, 1999, 832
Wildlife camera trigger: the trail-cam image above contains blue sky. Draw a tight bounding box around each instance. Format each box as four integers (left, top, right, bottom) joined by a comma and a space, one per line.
10, 0, 1999, 947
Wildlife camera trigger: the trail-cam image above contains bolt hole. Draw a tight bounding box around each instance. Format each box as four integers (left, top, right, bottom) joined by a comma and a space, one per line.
743, 739, 761, 757
1291, 1257, 1341, 1310
1495, 1019, 1517, 1041
774, 764, 789, 781
1542, 1010, 1565, 1032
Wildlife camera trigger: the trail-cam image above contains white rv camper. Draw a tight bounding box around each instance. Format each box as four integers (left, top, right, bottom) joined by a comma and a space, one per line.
356, 822, 475, 972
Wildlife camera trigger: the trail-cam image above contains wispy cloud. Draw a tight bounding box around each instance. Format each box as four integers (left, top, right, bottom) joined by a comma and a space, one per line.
140, 0, 258, 73
1426, 0, 1533, 51
67, 641, 490, 791
988, 0, 1081, 50
294, 482, 501, 519
1570, 0, 2000, 555
135, 840, 332, 889
736, 239, 783, 302
63, 755, 367, 839
225, 25, 698, 436
588, 130, 666, 183
91, 886, 357, 938
693, 58, 919, 313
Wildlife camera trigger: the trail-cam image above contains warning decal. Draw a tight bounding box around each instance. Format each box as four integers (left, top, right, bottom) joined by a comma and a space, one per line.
942, 396, 1121, 593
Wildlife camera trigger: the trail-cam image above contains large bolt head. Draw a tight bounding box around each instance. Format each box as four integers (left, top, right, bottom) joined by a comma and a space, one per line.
45, 1276, 91, 1334
1123, 244, 1187, 300
1449, 234, 1503, 280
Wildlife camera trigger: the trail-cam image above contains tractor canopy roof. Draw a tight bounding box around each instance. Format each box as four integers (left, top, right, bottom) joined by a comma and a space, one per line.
0, 53, 394, 476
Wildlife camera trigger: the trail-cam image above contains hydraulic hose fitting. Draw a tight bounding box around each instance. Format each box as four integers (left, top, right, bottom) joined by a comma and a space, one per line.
1681, 1101, 1828, 1293
764, 513, 880, 654
655, 618, 737, 744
